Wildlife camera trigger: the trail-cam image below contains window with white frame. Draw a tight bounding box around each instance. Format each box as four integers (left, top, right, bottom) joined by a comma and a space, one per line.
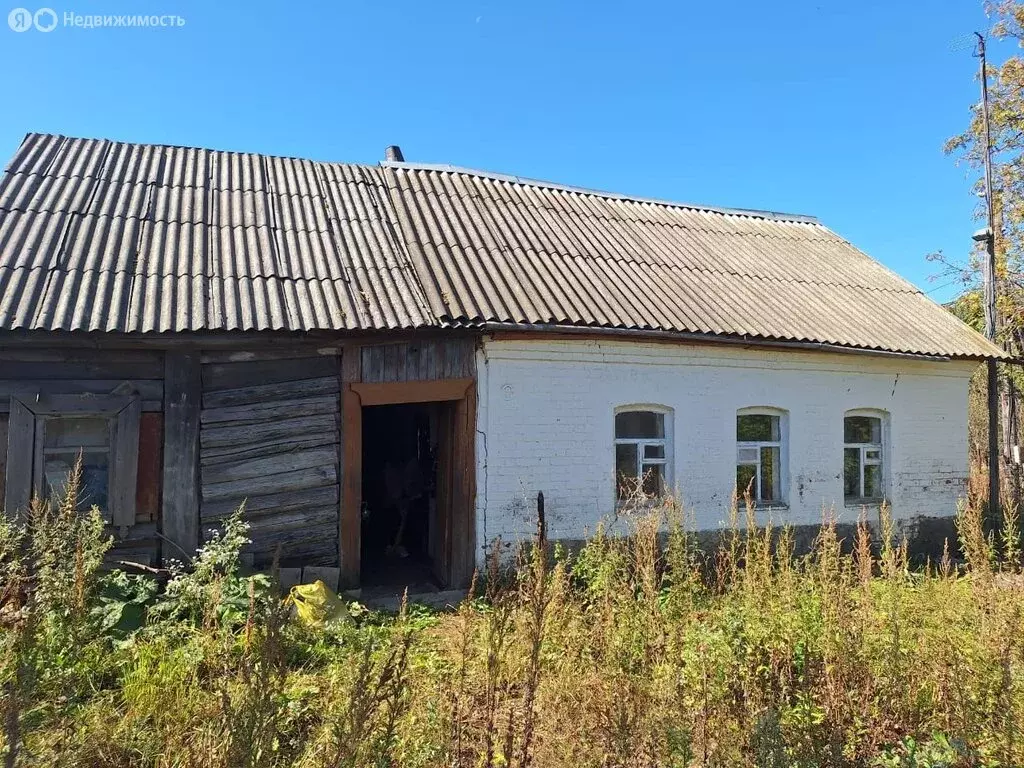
614, 408, 671, 501
736, 409, 785, 504
844, 411, 885, 502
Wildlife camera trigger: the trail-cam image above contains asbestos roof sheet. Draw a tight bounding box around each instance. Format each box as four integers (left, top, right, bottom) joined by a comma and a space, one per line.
0, 134, 433, 332
0, 133, 1002, 358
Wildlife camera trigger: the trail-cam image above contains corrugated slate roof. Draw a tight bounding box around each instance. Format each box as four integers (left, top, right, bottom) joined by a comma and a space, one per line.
0, 132, 1002, 358
0, 134, 433, 332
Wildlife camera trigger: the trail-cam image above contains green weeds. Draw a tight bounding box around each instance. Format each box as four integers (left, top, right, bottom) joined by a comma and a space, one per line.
2, 473, 1024, 767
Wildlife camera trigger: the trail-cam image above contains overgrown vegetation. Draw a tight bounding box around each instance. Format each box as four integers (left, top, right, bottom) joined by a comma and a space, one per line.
2, 469, 1024, 768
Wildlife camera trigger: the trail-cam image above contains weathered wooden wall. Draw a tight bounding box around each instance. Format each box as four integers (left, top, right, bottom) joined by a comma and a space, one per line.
198, 352, 342, 567
0, 335, 479, 578
0, 413, 8, 509
0, 350, 164, 413
0, 348, 164, 562
360, 339, 476, 383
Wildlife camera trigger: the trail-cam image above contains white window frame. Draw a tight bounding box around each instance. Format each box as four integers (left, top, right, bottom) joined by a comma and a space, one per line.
843, 409, 887, 504
613, 405, 673, 503
736, 407, 788, 506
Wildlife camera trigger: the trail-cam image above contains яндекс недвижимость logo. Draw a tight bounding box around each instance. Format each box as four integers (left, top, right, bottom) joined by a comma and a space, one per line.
8, 7, 57, 31
8, 8, 183, 31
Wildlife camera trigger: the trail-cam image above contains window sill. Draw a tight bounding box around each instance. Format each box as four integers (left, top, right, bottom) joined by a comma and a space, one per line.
844, 498, 886, 510
616, 497, 673, 513
750, 502, 789, 512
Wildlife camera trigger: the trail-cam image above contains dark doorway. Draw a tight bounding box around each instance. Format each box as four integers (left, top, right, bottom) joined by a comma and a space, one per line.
360, 402, 441, 590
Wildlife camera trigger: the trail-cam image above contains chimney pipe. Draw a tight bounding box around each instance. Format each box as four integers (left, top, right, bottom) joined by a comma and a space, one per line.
384, 145, 404, 162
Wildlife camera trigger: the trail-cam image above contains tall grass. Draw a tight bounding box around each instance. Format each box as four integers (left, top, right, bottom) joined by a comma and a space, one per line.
2, 474, 1024, 767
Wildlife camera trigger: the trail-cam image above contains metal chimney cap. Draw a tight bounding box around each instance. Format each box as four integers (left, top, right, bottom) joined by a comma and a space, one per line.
384, 145, 405, 162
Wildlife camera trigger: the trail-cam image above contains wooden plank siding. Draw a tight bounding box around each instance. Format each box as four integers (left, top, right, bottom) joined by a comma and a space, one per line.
0, 413, 6, 509
0, 350, 164, 414
339, 349, 362, 588
163, 352, 202, 560
199, 355, 342, 568
135, 414, 162, 523
360, 339, 476, 383
0, 335, 479, 581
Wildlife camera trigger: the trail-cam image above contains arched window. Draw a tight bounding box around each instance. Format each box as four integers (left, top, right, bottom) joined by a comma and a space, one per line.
614, 406, 672, 501
844, 409, 887, 502
736, 407, 787, 504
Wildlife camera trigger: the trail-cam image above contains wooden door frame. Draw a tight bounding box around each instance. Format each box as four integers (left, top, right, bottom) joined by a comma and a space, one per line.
339, 375, 476, 589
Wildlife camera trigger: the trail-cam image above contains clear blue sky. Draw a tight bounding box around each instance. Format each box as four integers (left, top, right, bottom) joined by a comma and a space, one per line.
0, 0, 1008, 302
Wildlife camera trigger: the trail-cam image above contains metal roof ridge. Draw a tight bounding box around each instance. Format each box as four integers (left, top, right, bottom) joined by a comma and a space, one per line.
20, 132, 383, 171
379, 160, 821, 225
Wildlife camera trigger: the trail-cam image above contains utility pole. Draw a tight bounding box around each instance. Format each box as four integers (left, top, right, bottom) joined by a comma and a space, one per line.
975, 32, 1001, 521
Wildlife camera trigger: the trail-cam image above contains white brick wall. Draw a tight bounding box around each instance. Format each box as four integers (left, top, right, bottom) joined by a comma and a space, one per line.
474, 337, 977, 560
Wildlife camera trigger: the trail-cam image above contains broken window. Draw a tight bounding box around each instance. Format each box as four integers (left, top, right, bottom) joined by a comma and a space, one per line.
614, 408, 670, 501
844, 412, 885, 503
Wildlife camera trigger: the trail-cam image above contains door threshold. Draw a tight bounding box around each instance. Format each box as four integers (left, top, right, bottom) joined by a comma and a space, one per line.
343, 588, 468, 612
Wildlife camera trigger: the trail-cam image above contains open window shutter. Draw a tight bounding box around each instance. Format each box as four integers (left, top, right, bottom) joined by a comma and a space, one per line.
4, 397, 36, 519
110, 396, 141, 529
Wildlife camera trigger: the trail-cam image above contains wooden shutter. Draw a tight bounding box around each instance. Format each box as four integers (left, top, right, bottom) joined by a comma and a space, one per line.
110, 395, 141, 529
4, 397, 36, 519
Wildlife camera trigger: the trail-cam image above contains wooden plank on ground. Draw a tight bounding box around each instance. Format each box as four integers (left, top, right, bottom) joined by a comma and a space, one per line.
162, 352, 201, 560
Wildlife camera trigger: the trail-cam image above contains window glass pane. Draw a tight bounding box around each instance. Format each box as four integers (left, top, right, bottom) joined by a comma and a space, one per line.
737, 446, 759, 464
615, 411, 665, 439
43, 417, 109, 449
644, 444, 665, 459
43, 451, 110, 513
641, 463, 665, 497
864, 464, 882, 499
737, 464, 756, 497
845, 416, 881, 444
761, 445, 780, 502
737, 414, 778, 442
616, 443, 639, 499
866, 449, 881, 462
844, 447, 861, 498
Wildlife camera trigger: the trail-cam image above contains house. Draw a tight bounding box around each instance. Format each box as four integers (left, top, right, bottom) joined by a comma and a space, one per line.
0, 133, 1003, 589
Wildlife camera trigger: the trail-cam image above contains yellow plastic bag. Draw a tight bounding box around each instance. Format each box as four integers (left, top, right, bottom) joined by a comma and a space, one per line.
287, 580, 350, 627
